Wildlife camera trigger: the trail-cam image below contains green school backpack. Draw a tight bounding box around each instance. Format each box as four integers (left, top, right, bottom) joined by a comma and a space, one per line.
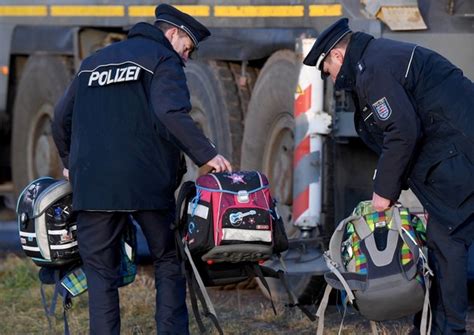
316, 201, 433, 335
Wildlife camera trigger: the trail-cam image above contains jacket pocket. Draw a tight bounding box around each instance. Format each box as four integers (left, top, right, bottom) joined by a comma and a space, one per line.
423, 144, 474, 208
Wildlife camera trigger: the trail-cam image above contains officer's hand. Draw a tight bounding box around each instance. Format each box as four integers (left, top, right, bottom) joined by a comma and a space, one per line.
372, 192, 392, 212
63, 168, 69, 181
204, 155, 232, 173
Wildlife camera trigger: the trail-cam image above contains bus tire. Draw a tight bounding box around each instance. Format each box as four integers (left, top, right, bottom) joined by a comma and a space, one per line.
241, 50, 325, 305
183, 60, 243, 180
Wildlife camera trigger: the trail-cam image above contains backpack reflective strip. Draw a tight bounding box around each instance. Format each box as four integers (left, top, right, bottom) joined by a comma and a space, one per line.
47, 228, 74, 235
19, 231, 36, 238
187, 203, 209, 219
50, 241, 78, 250
22, 245, 40, 251
222, 228, 271, 242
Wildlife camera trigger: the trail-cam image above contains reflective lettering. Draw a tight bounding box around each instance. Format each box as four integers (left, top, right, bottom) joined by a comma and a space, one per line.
98, 71, 108, 86
106, 70, 115, 85
134, 67, 141, 80
87, 65, 143, 87
88, 71, 100, 86
125, 66, 135, 81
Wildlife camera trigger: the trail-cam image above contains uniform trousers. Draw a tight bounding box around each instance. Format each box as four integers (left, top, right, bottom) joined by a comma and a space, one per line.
76, 210, 189, 335
414, 214, 474, 335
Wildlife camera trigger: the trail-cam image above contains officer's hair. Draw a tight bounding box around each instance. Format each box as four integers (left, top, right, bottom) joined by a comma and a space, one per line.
335, 32, 352, 50
155, 21, 187, 37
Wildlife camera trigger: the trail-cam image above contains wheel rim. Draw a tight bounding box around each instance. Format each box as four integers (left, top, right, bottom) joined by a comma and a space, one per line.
262, 112, 298, 238
27, 104, 61, 179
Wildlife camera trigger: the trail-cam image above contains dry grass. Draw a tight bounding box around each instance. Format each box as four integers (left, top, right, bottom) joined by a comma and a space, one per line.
2, 253, 471, 334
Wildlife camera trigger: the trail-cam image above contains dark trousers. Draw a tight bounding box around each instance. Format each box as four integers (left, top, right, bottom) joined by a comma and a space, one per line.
77, 210, 189, 335
415, 215, 474, 335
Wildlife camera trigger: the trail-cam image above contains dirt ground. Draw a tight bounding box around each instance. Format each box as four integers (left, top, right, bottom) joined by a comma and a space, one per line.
140, 264, 474, 335
192, 280, 474, 335
0, 252, 473, 334
1, 201, 473, 335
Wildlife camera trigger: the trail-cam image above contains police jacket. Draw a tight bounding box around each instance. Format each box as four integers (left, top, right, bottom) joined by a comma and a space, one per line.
52, 22, 217, 211
336, 32, 474, 229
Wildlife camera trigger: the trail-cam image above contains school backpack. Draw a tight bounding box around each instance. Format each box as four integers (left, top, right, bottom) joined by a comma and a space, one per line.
185, 171, 289, 260
316, 201, 432, 335
17, 177, 80, 267
16, 177, 137, 335
174, 171, 314, 334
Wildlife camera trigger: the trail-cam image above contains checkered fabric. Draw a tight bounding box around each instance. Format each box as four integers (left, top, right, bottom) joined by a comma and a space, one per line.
343, 202, 426, 274
61, 267, 88, 297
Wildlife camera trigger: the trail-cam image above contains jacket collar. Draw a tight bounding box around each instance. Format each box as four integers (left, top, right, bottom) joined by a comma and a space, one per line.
128, 22, 185, 66
334, 32, 374, 91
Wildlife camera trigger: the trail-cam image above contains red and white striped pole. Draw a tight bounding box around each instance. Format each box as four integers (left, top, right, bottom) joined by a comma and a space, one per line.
293, 38, 332, 229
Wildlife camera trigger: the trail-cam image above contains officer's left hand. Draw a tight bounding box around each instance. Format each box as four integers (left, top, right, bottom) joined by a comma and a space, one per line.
372, 192, 392, 211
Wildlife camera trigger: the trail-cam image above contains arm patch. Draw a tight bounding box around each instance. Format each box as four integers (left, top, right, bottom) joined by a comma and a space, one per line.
372, 97, 392, 121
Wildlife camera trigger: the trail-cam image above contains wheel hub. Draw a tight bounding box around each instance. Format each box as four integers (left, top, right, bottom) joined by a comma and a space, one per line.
262, 113, 297, 237
28, 104, 61, 179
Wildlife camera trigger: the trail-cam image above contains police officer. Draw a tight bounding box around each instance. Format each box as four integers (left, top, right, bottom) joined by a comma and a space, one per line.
304, 18, 474, 334
52, 4, 232, 334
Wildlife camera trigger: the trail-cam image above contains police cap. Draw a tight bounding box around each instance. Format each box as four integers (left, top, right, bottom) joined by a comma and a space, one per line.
303, 18, 351, 70
155, 4, 211, 48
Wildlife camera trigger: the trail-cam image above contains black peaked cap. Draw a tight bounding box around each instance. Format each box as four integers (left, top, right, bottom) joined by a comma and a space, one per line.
155, 3, 211, 48
303, 18, 351, 70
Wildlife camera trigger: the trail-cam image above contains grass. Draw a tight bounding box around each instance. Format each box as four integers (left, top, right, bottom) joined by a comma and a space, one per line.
0, 253, 428, 334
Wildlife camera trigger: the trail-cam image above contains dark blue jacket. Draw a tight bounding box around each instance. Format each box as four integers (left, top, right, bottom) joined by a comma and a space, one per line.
337, 32, 474, 230
52, 23, 217, 211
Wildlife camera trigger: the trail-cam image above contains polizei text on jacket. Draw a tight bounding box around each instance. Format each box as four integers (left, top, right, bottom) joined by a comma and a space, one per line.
87, 66, 142, 87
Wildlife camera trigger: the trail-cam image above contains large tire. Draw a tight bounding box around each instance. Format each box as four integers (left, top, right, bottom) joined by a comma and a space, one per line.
241, 50, 325, 304
11, 55, 72, 195
183, 60, 243, 180
228, 62, 259, 120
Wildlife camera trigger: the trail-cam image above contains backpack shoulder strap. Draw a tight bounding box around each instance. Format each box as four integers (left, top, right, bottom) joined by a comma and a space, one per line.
328, 215, 359, 268
183, 242, 223, 335
352, 216, 400, 267
246, 263, 277, 315
40, 269, 73, 335
316, 284, 332, 335
258, 261, 315, 321
392, 206, 434, 279
173, 181, 196, 232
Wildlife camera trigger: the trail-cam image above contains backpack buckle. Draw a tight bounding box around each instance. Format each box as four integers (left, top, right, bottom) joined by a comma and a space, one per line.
237, 190, 249, 203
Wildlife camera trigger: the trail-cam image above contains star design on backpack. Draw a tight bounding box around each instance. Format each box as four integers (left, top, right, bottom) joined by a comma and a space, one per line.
226, 173, 246, 184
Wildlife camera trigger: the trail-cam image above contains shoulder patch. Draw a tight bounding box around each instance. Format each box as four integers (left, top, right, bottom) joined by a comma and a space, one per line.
372, 97, 392, 121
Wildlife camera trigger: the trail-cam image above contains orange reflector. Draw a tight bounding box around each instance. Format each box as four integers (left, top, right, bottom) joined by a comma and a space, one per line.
206, 260, 214, 265
1, 66, 8, 76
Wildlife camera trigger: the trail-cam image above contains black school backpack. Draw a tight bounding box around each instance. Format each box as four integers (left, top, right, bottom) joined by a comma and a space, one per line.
16, 177, 137, 334
174, 171, 315, 334
316, 201, 433, 335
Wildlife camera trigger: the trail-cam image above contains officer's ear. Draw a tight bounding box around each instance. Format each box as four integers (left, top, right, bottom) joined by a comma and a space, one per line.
330, 48, 345, 65
164, 27, 180, 43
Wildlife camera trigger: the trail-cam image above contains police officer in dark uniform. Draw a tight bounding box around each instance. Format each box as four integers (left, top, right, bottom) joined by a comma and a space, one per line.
52, 4, 232, 334
304, 18, 474, 334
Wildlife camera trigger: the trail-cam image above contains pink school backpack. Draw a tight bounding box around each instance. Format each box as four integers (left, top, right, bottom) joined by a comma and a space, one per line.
185, 170, 288, 262
174, 171, 314, 334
